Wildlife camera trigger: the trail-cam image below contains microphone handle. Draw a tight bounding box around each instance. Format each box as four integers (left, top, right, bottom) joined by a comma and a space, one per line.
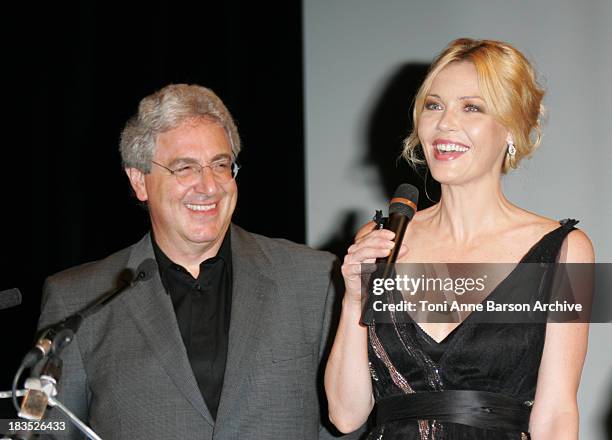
385, 213, 409, 265
378, 213, 409, 280
360, 213, 409, 324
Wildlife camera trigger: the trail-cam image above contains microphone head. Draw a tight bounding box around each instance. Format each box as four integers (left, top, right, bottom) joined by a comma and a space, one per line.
0, 288, 22, 310
136, 259, 158, 282
389, 184, 419, 219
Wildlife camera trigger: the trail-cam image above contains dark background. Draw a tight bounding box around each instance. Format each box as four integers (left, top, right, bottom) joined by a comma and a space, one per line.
1, 0, 307, 416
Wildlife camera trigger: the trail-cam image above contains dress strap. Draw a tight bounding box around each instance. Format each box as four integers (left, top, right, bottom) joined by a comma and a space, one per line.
523, 219, 579, 264
559, 218, 579, 229
376, 390, 532, 432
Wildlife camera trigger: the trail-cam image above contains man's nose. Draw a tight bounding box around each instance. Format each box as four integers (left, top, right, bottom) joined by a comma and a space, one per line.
193, 166, 218, 194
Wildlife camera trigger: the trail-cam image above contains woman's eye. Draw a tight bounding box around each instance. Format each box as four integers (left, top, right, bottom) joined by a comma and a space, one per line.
464, 104, 482, 112
424, 101, 442, 110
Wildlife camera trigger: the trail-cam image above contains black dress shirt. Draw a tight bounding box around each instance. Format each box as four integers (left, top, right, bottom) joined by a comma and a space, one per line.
152, 231, 232, 420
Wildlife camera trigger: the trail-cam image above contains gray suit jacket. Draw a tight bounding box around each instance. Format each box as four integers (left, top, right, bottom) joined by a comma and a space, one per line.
38, 224, 360, 439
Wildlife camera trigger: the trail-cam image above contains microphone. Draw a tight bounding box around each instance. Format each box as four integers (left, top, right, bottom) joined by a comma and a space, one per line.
378, 184, 419, 277
0, 288, 22, 310
361, 184, 419, 324
21, 259, 157, 368
14, 259, 157, 422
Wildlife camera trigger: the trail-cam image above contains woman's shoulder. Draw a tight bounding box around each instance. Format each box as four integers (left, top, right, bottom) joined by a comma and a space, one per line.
515, 211, 560, 237
514, 210, 594, 263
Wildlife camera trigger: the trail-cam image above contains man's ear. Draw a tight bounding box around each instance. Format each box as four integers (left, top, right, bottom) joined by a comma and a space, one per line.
125, 168, 148, 202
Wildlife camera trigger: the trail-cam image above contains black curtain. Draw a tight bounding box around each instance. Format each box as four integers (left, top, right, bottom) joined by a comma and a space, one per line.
1, 0, 305, 413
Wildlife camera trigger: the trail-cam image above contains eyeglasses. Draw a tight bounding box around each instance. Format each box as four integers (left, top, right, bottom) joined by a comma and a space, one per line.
151, 159, 240, 186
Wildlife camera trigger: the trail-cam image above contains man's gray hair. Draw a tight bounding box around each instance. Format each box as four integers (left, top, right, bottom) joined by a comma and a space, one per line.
120, 84, 241, 172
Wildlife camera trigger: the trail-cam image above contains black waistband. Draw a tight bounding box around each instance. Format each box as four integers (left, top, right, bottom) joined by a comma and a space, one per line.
376, 390, 532, 432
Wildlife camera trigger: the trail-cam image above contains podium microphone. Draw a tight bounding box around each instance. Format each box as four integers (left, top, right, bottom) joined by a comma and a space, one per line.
22, 258, 157, 368
13, 259, 157, 417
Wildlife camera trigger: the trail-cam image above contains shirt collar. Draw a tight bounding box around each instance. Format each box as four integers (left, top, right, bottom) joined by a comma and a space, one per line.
152, 229, 232, 285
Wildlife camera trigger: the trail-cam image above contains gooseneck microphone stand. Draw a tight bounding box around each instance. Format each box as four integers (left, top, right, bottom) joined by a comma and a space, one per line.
1, 260, 156, 440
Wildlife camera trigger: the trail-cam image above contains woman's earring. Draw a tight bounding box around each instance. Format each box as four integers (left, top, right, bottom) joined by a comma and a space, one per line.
507, 139, 516, 157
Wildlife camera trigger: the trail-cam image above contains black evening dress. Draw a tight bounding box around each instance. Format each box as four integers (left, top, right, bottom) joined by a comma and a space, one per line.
366, 219, 578, 440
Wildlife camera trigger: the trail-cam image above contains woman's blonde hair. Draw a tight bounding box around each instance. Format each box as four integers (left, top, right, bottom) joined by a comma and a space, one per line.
403, 38, 545, 174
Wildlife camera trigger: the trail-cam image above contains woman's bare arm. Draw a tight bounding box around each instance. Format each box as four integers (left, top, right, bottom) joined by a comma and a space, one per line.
529, 229, 594, 439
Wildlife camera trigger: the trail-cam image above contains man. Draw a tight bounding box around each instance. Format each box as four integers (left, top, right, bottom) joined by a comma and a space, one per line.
37, 84, 352, 439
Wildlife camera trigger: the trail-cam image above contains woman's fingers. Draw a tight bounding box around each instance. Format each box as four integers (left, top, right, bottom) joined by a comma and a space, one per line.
354, 221, 377, 241
347, 242, 392, 264
343, 229, 395, 282
345, 226, 396, 266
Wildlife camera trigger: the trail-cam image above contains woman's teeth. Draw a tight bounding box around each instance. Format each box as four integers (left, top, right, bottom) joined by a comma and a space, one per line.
435, 143, 469, 153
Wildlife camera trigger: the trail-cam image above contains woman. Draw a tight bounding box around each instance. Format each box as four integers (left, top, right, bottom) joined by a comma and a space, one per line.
324, 38, 593, 439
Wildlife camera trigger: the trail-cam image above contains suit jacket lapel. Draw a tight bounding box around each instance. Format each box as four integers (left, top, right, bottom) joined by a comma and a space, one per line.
123, 234, 215, 426
215, 225, 277, 427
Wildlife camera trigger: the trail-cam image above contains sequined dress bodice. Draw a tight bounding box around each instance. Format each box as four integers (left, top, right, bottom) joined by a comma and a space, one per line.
366, 220, 578, 440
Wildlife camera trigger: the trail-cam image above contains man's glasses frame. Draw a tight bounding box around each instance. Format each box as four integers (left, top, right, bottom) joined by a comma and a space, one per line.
151, 159, 240, 185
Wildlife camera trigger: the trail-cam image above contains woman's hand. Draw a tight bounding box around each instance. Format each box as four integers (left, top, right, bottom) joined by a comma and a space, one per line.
341, 221, 407, 304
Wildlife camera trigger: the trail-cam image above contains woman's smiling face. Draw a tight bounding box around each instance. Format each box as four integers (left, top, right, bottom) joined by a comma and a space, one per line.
418, 61, 510, 186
